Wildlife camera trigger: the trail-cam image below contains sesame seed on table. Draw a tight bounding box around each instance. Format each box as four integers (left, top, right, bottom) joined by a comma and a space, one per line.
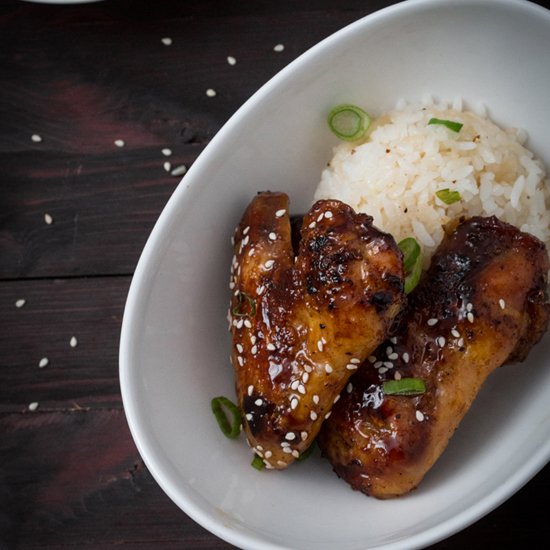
0, 0, 549, 549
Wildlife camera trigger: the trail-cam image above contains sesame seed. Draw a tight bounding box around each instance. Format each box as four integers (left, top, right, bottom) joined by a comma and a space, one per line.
310, 411, 318, 420
38, 357, 49, 368
28, 402, 39, 411
114, 139, 125, 147
402, 352, 410, 363
282, 446, 292, 454
273, 43, 285, 52
227, 55, 237, 65
251, 345, 257, 354
291, 380, 300, 390
466, 302, 473, 312
378, 367, 388, 374
250, 335, 256, 345
256, 285, 265, 295
374, 361, 383, 368
324, 211, 333, 219
324, 411, 332, 419
350, 358, 360, 364
206, 88, 217, 97
302, 372, 309, 383
248, 248, 255, 257
388, 353, 399, 360
245, 413, 253, 421
248, 385, 253, 396
325, 364, 333, 374
317, 339, 324, 352
275, 209, 286, 217
304, 364, 312, 373
255, 398, 263, 406
308, 221, 316, 229
301, 431, 308, 441
267, 343, 276, 351
383, 361, 393, 369
44, 213, 53, 225
394, 371, 402, 380
161, 148, 172, 156
242, 226, 250, 235
229, 281, 235, 290
386, 346, 393, 355
427, 318, 438, 326
467, 312, 474, 323
436, 336, 446, 347
458, 337, 464, 347
298, 384, 306, 395
242, 234, 250, 246
451, 328, 460, 338
69, 336, 78, 348
390, 337, 398, 344
15, 298, 26, 308
31, 134, 42, 143
163, 161, 172, 172
499, 299, 506, 310
237, 356, 244, 366
291, 398, 298, 410
333, 394, 340, 404
292, 450, 300, 458
264, 450, 272, 458
161, 37, 172, 46
285, 432, 296, 441
236, 318, 244, 329
264, 259, 275, 269
368, 355, 376, 363
313, 395, 320, 404
346, 364, 358, 370
170, 164, 187, 177
416, 410, 425, 422
244, 319, 252, 328
346, 382, 353, 393
268, 232, 277, 241
236, 343, 243, 353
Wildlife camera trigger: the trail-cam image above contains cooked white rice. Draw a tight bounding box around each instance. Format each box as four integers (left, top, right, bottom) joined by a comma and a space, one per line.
314, 99, 550, 265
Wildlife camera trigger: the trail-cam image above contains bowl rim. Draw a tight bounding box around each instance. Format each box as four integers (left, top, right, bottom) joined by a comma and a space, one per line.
119, 0, 550, 548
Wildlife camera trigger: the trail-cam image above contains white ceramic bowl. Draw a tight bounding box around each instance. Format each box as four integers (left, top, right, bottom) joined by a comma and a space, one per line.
120, 1, 550, 548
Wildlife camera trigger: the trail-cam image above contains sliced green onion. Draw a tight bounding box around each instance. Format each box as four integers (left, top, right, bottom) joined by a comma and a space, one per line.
397, 237, 421, 272
436, 188, 461, 205
428, 118, 463, 132
398, 237, 422, 294
251, 455, 265, 470
328, 104, 371, 141
383, 377, 426, 396
232, 291, 257, 318
211, 396, 242, 438
296, 441, 316, 462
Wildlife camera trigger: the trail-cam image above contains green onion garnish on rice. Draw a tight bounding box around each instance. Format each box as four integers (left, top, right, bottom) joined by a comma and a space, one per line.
383, 377, 426, 396
398, 237, 422, 294
328, 104, 371, 141
436, 188, 461, 205
428, 118, 463, 132
211, 396, 242, 438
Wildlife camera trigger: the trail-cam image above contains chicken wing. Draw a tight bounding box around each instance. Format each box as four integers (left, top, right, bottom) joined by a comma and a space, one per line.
228, 192, 405, 469
318, 215, 549, 497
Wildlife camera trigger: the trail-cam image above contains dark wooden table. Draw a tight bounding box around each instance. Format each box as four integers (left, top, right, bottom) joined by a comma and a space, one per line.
1, 0, 550, 548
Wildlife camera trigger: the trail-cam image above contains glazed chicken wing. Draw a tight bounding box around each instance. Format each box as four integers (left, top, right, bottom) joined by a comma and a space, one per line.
318, 216, 549, 497
228, 192, 405, 469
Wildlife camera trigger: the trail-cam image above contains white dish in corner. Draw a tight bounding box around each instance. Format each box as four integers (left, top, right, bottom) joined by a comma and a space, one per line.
120, 1, 550, 548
